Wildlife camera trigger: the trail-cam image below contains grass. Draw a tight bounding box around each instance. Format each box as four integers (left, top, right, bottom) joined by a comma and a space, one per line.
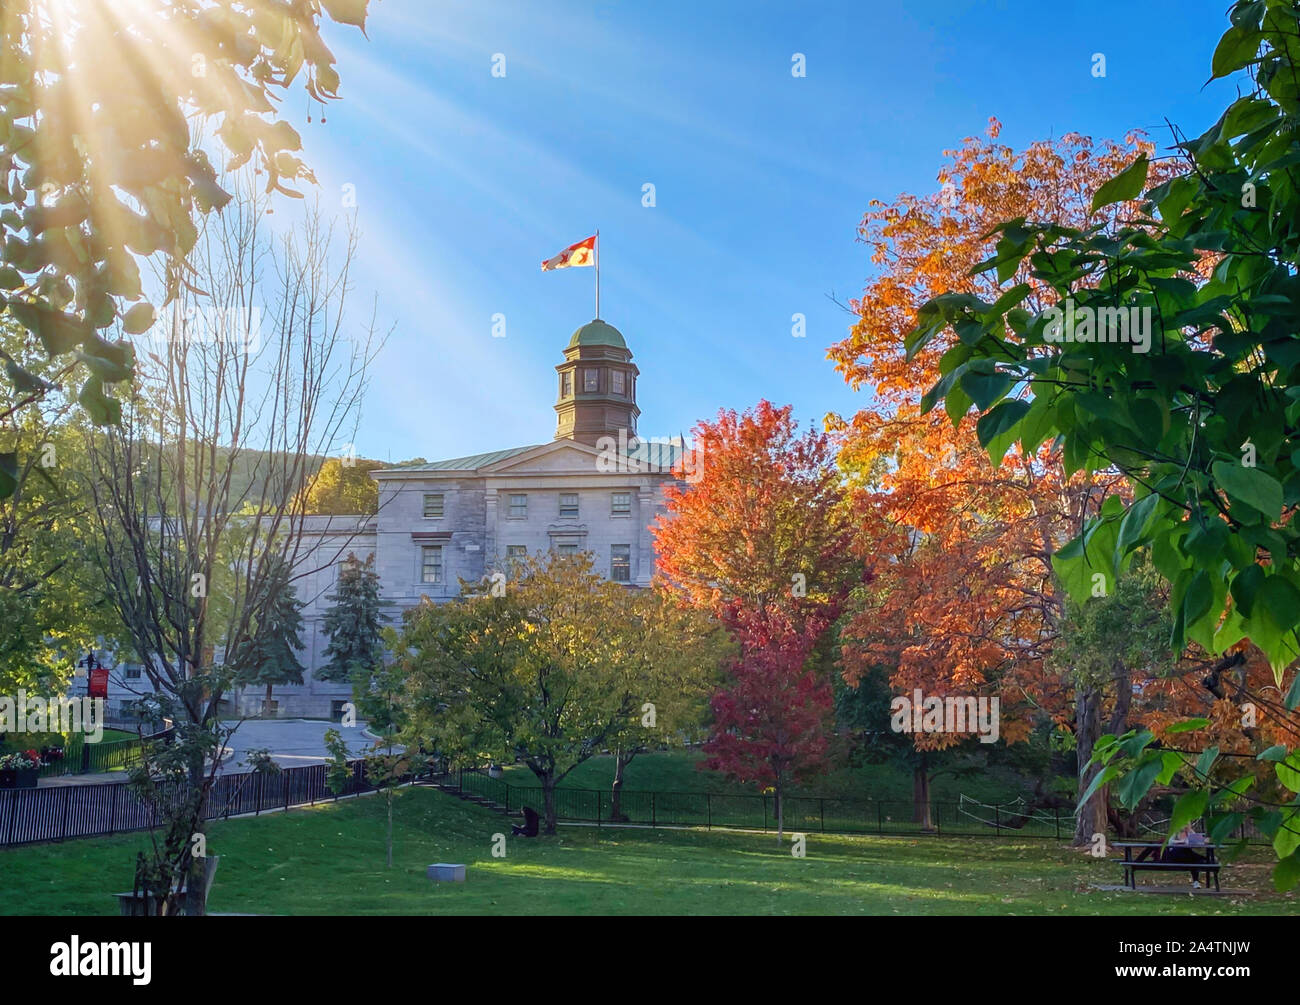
1, 786, 1290, 916
503, 748, 1049, 805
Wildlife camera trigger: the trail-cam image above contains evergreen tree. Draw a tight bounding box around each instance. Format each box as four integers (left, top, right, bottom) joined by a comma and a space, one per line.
319, 553, 387, 696
233, 562, 306, 718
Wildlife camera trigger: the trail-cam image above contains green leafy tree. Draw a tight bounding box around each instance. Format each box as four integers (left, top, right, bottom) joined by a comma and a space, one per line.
0, 0, 372, 476
0, 317, 123, 693
318, 552, 386, 685
397, 552, 673, 834
231, 561, 305, 718
907, 1, 1300, 886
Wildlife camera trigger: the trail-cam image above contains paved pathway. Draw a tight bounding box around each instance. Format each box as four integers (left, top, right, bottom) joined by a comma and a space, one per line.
218, 718, 376, 772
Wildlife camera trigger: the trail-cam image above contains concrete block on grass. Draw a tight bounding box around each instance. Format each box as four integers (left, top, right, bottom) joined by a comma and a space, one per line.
427, 863, 466, 883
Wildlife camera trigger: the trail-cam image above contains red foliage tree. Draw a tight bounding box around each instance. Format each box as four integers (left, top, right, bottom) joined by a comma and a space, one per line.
704, 606, 834, 841
654, 401, 863, 840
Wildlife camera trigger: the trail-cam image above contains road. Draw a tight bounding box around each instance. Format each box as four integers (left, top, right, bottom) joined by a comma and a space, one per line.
218, 718, 379, 773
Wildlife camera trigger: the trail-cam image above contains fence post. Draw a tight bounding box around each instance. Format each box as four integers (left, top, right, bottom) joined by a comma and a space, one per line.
707, 793, 711, 831
255, 774, 263, 815
59, 786, 71, 841
763, 795, 768, 833
651, 792, 656, 829
820, 798, 825, 834
877, 802, 882, 835
284, 771, 290, 813
110, 784, 119, 834
994, 804, 1001, 837
1054, 806, 1059, 841
597, 790, 602, 830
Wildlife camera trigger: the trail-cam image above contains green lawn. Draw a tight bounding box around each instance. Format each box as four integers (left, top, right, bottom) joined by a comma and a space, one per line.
1, 786, 1290, 915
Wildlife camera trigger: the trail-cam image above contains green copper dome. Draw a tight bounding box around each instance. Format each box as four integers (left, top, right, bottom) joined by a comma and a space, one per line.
568, 319, 627, 349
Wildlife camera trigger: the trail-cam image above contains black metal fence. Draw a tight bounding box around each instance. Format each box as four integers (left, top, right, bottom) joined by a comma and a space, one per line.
0, 759, 376, 847
441, 769, 1074, 840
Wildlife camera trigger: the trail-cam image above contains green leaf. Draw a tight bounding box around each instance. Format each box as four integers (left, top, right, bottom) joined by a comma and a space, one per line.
1116, 755, 1164, 809
1195, 744, 1219, 782
1164, 718, 1209, 735
1212, 459, 1283, 521
976, 399, 1030, 451
1169, 789, 1209, 836
121, 302, 156, 336
1091, 153, 1150, 211
321, 0, 369, 29
1211, 24, 1262, 79
1277, 752, 1300, 794
1258, 745, 1288, 762
1274, 851, 1300, 893
1273, 808, 1300, 859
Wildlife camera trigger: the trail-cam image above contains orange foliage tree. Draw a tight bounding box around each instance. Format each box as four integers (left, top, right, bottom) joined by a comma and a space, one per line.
828, 120, 1181, 840
653, 401, 863, 835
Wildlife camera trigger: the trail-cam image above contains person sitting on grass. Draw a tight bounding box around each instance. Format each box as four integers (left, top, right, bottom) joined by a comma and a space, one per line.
511, 806, 540, 838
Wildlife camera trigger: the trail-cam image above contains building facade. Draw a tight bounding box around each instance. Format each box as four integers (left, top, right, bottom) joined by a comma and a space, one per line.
228, 317, 686, 718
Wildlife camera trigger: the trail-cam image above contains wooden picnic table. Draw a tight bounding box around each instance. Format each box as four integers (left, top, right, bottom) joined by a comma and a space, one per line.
1111, 841, 1221, 892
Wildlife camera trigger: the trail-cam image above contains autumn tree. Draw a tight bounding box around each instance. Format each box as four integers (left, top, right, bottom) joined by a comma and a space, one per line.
300, 457, 384, 515
828, 120, 1176, 840
653, 401, 860, 832
654, 400, 859, 627
0, 0, 372, 463
705, 605, 833, 841
902, 3, 1300, 884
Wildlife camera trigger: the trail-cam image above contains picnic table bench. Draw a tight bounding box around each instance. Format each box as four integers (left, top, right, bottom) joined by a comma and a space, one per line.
1111, 841, 1221, 892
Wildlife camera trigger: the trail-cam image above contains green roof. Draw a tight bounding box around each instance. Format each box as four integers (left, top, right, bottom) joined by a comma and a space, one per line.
384, 445, 543, 472
568, 319, 627, 349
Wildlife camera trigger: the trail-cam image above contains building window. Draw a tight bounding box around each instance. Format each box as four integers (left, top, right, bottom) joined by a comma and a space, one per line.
583, 368, 599, 392
556, 543, 578, 556
559, 492, 579, 518
421, 545, 443, 584
124, 665, 141, 680
611, 370, 625, 395
561, 372, 572, 396
508, 493, 527, 518
423, 493, 444, 519
611, 491, 631, 515
505, 545, 527, 561
611, 544, 631, 582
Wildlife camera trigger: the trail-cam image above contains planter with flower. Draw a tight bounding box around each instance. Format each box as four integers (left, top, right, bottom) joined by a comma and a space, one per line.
0, 750, 41, 789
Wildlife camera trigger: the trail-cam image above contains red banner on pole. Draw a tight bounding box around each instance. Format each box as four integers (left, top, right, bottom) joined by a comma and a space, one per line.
88, 667, 109, 699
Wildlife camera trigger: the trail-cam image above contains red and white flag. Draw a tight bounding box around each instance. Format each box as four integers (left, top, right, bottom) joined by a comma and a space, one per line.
541, 235, 596, 271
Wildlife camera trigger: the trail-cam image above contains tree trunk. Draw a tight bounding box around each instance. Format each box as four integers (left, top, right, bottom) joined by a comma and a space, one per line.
541, 775, 558, 834
611, 749, 633, 822
912, 753, 934, 831
1074, 686, 1106, 847
181, 752, 209, 917
386, 792, 393, 868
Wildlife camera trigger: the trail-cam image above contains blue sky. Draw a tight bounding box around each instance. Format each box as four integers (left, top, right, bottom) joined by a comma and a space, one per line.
289, 0, 1239, 464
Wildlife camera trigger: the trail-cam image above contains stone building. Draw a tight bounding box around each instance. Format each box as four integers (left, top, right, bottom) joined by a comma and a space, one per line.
230, 317, 688, 718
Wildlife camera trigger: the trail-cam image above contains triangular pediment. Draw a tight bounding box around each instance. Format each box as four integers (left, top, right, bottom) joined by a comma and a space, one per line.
481, 439, 606, 474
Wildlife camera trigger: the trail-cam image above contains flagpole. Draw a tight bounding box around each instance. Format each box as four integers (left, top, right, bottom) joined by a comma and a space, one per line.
594, 229, 600, 319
